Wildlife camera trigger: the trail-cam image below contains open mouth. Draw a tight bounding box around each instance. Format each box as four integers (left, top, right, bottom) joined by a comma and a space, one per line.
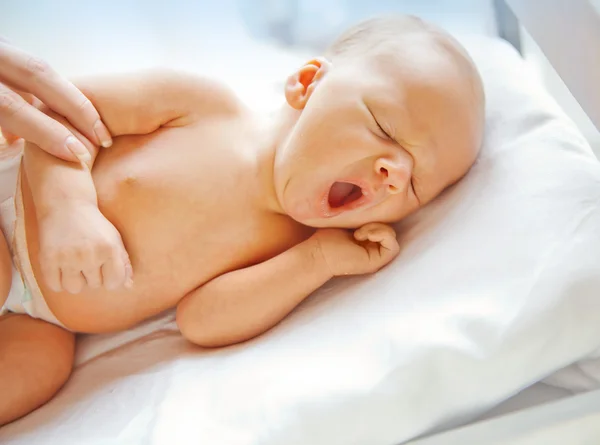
328, 181, 364, 209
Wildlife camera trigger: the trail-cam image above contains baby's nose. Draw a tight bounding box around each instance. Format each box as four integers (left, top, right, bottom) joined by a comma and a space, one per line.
374, 158, 410, 195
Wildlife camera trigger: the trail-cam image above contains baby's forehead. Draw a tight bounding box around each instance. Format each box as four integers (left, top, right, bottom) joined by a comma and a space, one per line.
372, 36, 468, 82
361, 48, 465, 116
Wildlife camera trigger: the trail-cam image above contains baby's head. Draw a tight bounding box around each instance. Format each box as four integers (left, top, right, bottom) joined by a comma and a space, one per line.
273, 15, 485, 229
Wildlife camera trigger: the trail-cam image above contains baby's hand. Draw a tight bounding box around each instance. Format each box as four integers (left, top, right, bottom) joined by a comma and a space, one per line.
38, 203, 133, 294
313, 223, 400, 277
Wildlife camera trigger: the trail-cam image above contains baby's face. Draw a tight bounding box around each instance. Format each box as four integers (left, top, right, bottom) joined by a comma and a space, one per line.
274, 50, 483, 229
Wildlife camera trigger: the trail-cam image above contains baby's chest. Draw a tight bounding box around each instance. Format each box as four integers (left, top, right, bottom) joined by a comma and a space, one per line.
102, 165, 308, 282
95, 123, 312, 281
168, 209, 313, 285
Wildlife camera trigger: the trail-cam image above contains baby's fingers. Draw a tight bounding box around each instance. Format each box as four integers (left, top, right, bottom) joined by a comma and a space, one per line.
102, 256, 126, 291
372, 230, 399, 253
41, 262, 62, 292
101, 245, 133, 291
82, 266, 103, 290
355, 224, 398, 250
61, 267, 86, 294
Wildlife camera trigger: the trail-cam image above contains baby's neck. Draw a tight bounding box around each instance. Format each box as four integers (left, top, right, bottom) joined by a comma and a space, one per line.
242, 106, 299, 216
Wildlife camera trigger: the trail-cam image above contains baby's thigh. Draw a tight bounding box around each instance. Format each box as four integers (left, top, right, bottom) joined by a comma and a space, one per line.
0, 313, 75, 425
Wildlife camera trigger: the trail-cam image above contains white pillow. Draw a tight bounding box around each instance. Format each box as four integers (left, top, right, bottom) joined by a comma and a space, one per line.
3, 37, 600, 445
153, 37, 600, 444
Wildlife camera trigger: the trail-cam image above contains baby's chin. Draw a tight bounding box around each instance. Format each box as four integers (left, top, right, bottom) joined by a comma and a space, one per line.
289, 211, 381, 230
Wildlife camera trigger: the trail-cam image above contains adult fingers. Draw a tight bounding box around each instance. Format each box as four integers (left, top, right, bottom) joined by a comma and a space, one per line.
0, 88, 34, 141
0, 82, 91, 162
0, 41, 112, 150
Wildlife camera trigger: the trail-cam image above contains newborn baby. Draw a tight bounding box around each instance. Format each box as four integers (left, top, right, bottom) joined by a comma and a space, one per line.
0, 15, 484, 425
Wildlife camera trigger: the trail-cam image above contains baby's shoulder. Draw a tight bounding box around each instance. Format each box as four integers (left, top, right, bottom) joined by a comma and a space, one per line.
160, 69, 244, 118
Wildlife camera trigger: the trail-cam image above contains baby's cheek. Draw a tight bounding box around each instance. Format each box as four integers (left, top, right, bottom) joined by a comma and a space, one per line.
379, 195, 415, 223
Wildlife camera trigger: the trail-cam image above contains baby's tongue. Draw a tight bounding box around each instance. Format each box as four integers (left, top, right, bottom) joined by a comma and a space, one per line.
328, 182, 355, 208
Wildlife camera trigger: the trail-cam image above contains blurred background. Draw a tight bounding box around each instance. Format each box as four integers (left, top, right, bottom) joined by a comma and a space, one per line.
1, 0, 598, 153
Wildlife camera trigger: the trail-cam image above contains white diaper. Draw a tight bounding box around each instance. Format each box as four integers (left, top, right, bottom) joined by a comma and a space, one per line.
0, 145, 64, 328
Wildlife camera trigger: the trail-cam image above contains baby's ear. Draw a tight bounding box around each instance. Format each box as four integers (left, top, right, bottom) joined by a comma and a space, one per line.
285, 57, 331, 110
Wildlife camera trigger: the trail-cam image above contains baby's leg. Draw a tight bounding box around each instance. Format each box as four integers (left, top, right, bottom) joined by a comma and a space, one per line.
0, 141, 72, 425
0, 313, 75, 426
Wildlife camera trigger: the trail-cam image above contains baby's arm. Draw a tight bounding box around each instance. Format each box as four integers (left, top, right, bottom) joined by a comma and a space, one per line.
176, 224, 400, 347
74, 69, 240, 137
24, 128, 132, 293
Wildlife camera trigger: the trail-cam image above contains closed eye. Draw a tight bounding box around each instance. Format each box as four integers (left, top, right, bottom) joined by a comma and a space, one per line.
365, 103, 392, 140
374, 118, 392, 140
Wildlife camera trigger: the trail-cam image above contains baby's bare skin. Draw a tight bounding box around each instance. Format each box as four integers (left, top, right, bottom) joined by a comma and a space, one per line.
19, 69, 404, 354
21, 109, 313, 333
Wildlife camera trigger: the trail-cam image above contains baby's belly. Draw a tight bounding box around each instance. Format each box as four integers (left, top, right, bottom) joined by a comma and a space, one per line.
20, 135, 238, 333
22, 184, 206, 333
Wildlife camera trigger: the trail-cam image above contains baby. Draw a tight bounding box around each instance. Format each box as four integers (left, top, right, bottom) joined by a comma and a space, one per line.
0, 15, 484, 425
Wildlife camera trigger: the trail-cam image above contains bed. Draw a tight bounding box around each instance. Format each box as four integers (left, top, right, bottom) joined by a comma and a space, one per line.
2, 1, 600, 444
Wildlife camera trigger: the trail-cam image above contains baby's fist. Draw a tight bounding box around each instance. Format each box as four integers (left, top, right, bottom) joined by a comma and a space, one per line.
313, 223, 400, 277
38, 203, 133, 294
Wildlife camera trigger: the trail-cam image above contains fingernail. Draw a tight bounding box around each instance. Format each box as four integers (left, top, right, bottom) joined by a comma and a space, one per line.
65, 136, 91, 162
93, 120, 113, 148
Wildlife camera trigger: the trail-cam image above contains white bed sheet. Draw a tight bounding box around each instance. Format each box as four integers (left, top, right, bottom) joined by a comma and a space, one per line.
478, 382, 573, 422
0, 313, 580, 444
408, 388, 600, 445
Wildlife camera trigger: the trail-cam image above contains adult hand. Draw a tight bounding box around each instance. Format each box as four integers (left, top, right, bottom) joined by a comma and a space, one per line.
0, 37, 112, 162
